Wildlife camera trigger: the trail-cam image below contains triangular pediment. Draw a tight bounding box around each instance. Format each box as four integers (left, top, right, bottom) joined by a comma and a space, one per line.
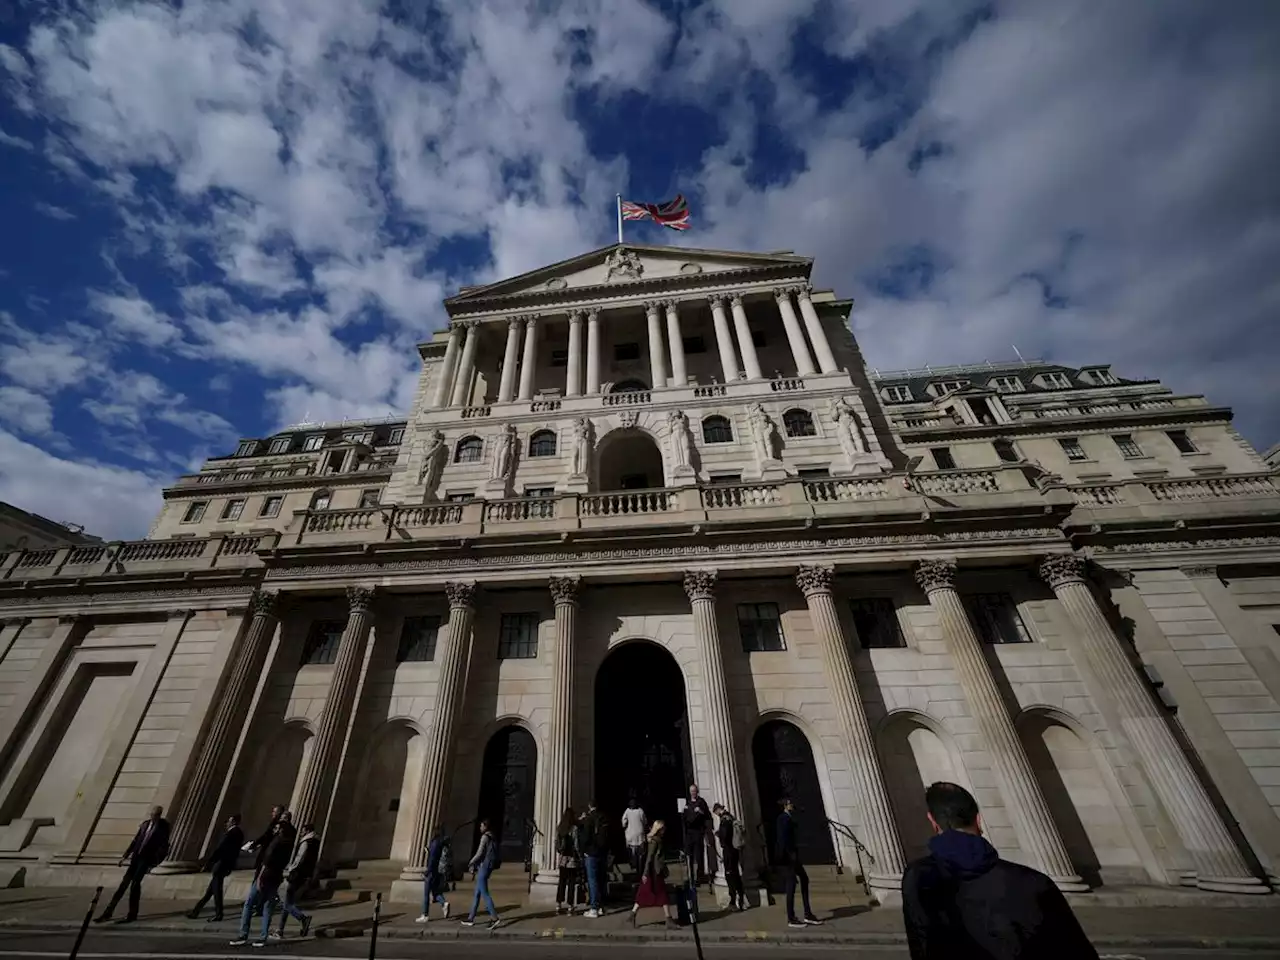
446, 243, 811, 307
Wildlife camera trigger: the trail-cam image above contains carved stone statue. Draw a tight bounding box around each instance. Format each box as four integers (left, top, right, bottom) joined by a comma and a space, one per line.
667, 410, 694, 470
571, 417, 594, 477
746, 403, 777, 465
417, 430, 446, 500
604, 246, 643, 282
490, 424, 518, 482
829, 397, 869, 459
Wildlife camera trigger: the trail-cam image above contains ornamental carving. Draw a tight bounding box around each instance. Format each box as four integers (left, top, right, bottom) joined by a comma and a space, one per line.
643, 300, 662, 315
549, 575, 581, 605
1181, 565, 1219, 579
618, 410, 639, 429
708, 296, 727, 310
346, 586, 375, 615
445, 580, 477, 609
1038, 554, 1087, 588
683, 569, 718, 602
729, 293, 744, 308
605, 247, 644, 282
914, 559, 957, 594
795, 564, 834, 596
250, 589, 280, 617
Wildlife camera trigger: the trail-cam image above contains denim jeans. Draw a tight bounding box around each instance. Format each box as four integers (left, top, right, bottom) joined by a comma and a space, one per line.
238, 879, 278, 941
422, 874, 447, 913
584, 855, 601, 909
468, 867, 497, 919
271, 880, 308, 932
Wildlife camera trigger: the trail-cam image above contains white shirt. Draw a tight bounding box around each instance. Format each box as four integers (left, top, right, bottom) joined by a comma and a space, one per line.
622, 806, 647, 846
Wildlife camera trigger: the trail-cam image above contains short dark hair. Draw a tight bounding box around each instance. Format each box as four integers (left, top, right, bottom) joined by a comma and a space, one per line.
925, 781, 980, 830
712, 803, 724, 813
301, 823, 315, 832
229, 814, 241, 824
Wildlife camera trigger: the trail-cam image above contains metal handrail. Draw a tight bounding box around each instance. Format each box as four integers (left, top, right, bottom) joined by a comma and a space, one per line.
824, 817, 874, 897
523, 818, 544, 894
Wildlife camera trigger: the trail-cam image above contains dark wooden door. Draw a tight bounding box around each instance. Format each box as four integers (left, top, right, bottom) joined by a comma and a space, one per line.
477, 726, 536, 865
753, 720, 836, 865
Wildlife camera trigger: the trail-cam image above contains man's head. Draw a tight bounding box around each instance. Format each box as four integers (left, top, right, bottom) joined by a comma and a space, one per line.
301, 822, 316, 835
227, 814, 241, 829
925, 781, 982, 836
271, 804, 284, 819
280, 811, 293, 823
780, 797, 794, 814
149, 805, 163, 820
689, 784, 699, 799
712, 803, 725, 816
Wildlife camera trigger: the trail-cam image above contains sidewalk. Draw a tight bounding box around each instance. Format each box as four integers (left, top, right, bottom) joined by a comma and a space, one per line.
1, 886, 1278, 950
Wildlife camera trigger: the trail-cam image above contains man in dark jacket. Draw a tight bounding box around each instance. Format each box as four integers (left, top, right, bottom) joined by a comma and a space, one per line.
230, 816, 295, 946
188, 814, 244, 921
244, 804, 287, 918
95, 805, 171, 923
682, 783, 712, 885
775, 797, 821, 928
579, 801, 607, 917
902, 782, 1098, 960
272, 822, 319, 938
712, 803, 747, 911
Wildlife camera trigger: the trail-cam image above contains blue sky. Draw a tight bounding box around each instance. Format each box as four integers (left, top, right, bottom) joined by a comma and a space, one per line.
1, 1, 1278, 539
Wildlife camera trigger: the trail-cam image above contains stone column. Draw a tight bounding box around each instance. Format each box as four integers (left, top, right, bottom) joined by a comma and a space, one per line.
292, 587, 376, 831
729, 294, 763, 380
796, 565, 905, 889
665, 300, 688, 387
774, 287, 815, 376
430, 324, 464, 408
161, 591, 281, 869
646, 301, 667, 388
517, 315, 538, 401
566, 311, 584, 397
539, 576, 580, 878
585, 309, 601, 395
795, 284, 837, 374
709, 297, 740, 382
498, 317, 522, 402
683, 569, 747, 885
399, 582, 478, 882
449, 321, 480, 407
914, 559, 1088, 891
1039, 555, 1268, 894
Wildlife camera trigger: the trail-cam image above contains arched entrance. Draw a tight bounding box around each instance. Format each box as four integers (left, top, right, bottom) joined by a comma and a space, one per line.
348, 723, 425, 861
476, 726, 537, 866
878, 712, 968, 860
243, 722, 313, 823
596, 429, 664, 491
595, 642, 692, 853
753, 720, 836, 865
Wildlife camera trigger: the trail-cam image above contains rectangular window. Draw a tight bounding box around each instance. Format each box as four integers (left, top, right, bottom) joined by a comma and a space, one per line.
989, 376, 1024, 393
614, 342, 641, 362
550, 349, 568, 368
389, 427, 405, 445
182, 501, 208, 523
708, 472, 743, 485
682, 335, 707, 354
523, 486, 555, 497
883, 385, 912, 402
303, 435, 324, 451
1042, 372, 1072, 389
1058, 437, 1088, 461
259, 496, 283, 518
965, 593, 1032, 644
850, 598, 904, 649
738, 602, 785, 652
498, 613, 540, 659
931, 446, 956, 470
236, 440, 257, 457
1113, 433, 1144, 459
344, 431, 373, 445
446, 491, 474, 502
993, 439, 1020, 463
1167, 430, 1198, 454
1086, 368, 1117, 385
301, 619, 344, 665
798, 467, 831, 479
358, 489, 381, 508
750, 329, 767, 348
221, 499, 245, 521
268, 437, 291, 454
234, 470, 253, 480
934, 380, 967, 393
396, 615, 441, 663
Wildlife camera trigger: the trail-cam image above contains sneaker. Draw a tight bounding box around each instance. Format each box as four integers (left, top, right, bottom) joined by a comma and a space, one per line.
442, 901, 451, 920
207, 916, 223, 924
251, 941, 267, 949
460, 918, 475, 927
803, 916, 824, 925
267, 931, 282, 940
229, 938, 249, 946
487, 918, 502, 931
583, 908, 599, 919
414, 914, 429, 923
300, 916, 312, 938
788, 919, 806, 929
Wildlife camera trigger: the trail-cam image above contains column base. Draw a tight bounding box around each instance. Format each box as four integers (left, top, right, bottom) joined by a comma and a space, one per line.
151, 860, 201, 875
388, 878, 426, 904
528, 873, 562, 905
1196, 875, 1272, 895
1050, 875, 1092, 893
866, 871, 902, 893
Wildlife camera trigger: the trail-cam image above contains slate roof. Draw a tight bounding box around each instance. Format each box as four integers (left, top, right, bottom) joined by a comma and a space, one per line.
868, 360, 1149, 404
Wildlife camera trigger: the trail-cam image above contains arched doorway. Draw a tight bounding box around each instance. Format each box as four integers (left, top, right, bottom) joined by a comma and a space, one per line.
476, 726, 537, 866
753, 720, 836, 865
596, 429, 664, 491
595, 642, 692, 853
349, 723, 425, 861
878, 712, 968, 860
243, 723, 313, 823
611, 379, 648, 393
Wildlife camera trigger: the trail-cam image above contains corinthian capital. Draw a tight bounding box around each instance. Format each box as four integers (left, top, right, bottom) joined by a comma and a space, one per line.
346, 586, 375, 615
914, 559, 957, 594
683, 569, 718, 602
643, 300, 663, 315
1038, 554, 1088, 589
773, 286, 793, 302
661, 298, 679, 311
567, 310, 585, 324
729, 293, 744, 308
445, 580, 477, 609
796, 564, 835, 597
250, 589, 280, 618
549, 575, 581, 605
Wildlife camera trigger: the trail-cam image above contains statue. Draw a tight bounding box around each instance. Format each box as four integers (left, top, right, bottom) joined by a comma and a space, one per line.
417, 430, 446, 500
490, 424, 517, 482
667, 410, 694, 470
604, 246, 643, 282
829, 397, 869, 459
571, 417, 594, 477
746, 403, 777, 465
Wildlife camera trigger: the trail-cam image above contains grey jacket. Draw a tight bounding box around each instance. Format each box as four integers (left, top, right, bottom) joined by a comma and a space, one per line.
283, 830, 319, 883
468, 830, 496, 871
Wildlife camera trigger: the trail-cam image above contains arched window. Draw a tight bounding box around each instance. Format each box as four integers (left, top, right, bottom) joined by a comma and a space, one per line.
611, 379, 648, 393
702, 415, 733, 444
454, 436, 483, 463
528, 429, 557, 457
783, 409, 816, 438
310, 489, 332, 511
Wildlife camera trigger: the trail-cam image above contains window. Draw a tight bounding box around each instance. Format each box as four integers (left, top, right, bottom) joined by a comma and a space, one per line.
931, 446, 956, 470
498, 612, 540, 659
682, 335, 707, 354
396, 615, 441, 663
1113, 433, 1145, 459
301, 619, 344, 665
850, 598, 904, 649
358, 489, 381, 508
344, 431, 373, 446
965, 593, 1032, 644
221, 499, 245, 521
783, 409, 816, 438
1167, 430, 1198, 454
702, 415, 733, 444
968, 398, 996, 424
993, 439, 1020, 463
303, 435, 324, 451
268, 437, 291, 455
389, 427, 404, 445
1085, 367, 1117, 385
708, 472, 742, 484
233, 470, 253, 481
259, 496, 283, 518
750, 329, 767, 348
738, 602, 785, 652
550, 349, 568, 367
989, 376, 1024, 393
310, 490, 332, 511
445, 491, 474, 502
1058, 437, 1088, 461
933, 380, 967, 394
612, 379, 648, 393
236, 440, 258, 457
528, 430, 557, 457
620, 473, 649, 489
455, 436, 483, 462
798, 467, 830, 479
524, 486, 555, 497
1042, 371, 1072, 389
182, 501, 208, 523
614, 342, 641, 362
883, 385, 912, 402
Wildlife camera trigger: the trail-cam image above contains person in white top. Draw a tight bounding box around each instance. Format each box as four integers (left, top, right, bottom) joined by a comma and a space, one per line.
621, 794, 648, 875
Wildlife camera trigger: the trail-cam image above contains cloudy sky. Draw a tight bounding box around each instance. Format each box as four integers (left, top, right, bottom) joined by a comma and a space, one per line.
1, 0, 1277, 539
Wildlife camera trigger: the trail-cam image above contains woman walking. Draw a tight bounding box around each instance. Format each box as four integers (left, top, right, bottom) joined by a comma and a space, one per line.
414, 824, 451, 923
621, 793, 647, 875
554, 807, 580, 915
461, 820, 502, 930
628, 821, 678, 930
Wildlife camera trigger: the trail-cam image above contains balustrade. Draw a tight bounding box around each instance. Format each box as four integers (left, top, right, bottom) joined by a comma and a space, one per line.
117, 539, 207, 563
396, 504, 465, 527
1146, 476, 1276, 502
804, 478, 892, 503
485, 498, 557, 522
65, 545, 108, 566
16, 549, 58, 569
220, 535, 263, 557
304, 508, 381, 534
460, 405, 491, 419
581, 490, 672, 516
530, 399, 561, 412
693, 384, 727, 398
702, 483, 780, 509
769, 377, 803, 392
1072, 485, 1124, 506
912, 470, 999, 495
602, 391, 650, 407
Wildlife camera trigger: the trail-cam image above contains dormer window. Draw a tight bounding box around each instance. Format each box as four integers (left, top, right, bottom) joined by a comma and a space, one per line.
989, 376, 1024, 393
883, 385, 913, 402
303, 435, 324, 451
268, 437, 291, 455
1083, 367, 1117, 385
389, 427, 404, 445
1041, 372, 1072, 389
235, 440, 258, 457
931, 379, 968, 395
344, 431, 373, 445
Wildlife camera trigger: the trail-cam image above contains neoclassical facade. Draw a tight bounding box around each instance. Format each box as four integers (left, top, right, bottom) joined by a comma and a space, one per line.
2, 243, 1280, 905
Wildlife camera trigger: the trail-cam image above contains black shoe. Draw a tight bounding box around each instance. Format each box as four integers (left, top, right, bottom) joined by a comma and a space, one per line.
207, 916, 223, 923
299, 916, 312, 938
787, 919, 805, 928
93, 914, 111, 924
803, 915, 824, 925
187, 910, 199, 920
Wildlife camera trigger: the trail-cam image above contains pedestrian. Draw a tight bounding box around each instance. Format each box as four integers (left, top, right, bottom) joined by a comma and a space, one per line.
188, 814, 244, 922
579, 800, 608, 918
902, 781, 1098, 960
775, 797, 822, 929
460, 819, 502, 930
621, 793, 647, 875
712, 802, 747, 911
554, 807, 580, 915
415, 824, 452, 922
229, 815, 295, 946
681, 783, 712, 886
628, 820, 678, 929
272, 821, 318, 938
243, 804, 287, 918
95, 805, 171, 924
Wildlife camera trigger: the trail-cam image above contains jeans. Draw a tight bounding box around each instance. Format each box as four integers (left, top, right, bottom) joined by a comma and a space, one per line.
103, 861, 149, 919
782, 863, 812, 921
422, 874, 447, 914
272, 880, 308, 932
555, 865, 578, 906
583, 855, 601, 910
238, 879, 279, 941
722, 849, 746, 906
192, 871, 228, 917
468, 867, 497, 920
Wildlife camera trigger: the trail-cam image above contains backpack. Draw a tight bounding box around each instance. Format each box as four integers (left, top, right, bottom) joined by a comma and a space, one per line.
488, 839, 502, 871
731, 818, 747, 851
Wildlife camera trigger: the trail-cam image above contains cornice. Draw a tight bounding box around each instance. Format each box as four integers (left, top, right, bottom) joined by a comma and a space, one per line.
895, 405, 1234, 442
162, 468, 394, 500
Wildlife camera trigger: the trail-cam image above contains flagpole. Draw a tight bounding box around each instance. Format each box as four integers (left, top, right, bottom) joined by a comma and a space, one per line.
616, 194, 624, 245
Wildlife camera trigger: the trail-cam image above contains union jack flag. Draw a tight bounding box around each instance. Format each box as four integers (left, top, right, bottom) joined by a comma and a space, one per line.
620, 194, 690, 231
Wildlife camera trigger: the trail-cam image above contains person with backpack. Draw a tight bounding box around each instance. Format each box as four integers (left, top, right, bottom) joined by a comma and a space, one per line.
554, 807, 580, 915
579, 800, 608, 918
713, 803, 748, 911
461, 819, 502, 930
414, 824, 452, 922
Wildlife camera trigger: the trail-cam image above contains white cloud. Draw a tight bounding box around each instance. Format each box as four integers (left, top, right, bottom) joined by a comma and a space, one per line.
0, 127, 34, 151
0, 385, 54, 436
32, 200, 76, 220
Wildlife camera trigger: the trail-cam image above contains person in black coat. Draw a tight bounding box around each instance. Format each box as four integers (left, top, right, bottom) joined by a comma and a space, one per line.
681, 784, 712, 885
231, 816, 296, 946
95, 805, 171, 923
774, 797, 821, 928
187, 814, 244, 921
902, 781, 1099, 960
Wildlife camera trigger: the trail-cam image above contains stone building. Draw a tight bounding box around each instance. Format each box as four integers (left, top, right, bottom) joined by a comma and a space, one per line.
0, 502, 99, 554
1, 243, 1279, 905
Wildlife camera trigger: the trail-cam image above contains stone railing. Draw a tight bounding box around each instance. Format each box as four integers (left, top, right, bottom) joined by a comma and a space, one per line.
16, 549, 59, 569
486, 498, 557, 522
1147, 476, 1277, 502
693, 384, 727, 398
702, 483, 781, 509
0, 532, 279, 582
301, 507, 382, 535
804, 477, 893, 503
769, 378, 804, 392
581, 490, 673, 516
530, 399, 561, 412
1064, 473, 1280, 512
395, 504, 465, 528
603, 391, 650, 407
1071, 484, 1125, 506
117, 539, 208, 563
461, 405, 491, 419
911, 470, 999, 495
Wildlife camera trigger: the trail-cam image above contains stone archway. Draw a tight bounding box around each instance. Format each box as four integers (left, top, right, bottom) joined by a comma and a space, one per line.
877, 711, 968, 861
243, 721, 314, 824
752, 719, 836, 865
348, 722, 425, 862
595, 428, 665, 491
476, 725, 537, 865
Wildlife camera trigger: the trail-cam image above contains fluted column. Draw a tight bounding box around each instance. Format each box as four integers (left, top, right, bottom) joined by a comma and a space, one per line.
796, 565, 904, 889
566, 311, 584, 397
162, 591, 281, 869
584, 310, 601, 395
683, 569, 747, 884
517, 315, 538, 401
665, 300, 687, 386
729, 294, 762, 380
774, 287, 815, 376
540, 576, 580, 877
431, 324, 464, 408
709, 297, 740, 382
401, 582, 478, 878
645, 301, 667, 388
449, 322, 480, 407
1040, 555, 1268, 894
795, 284, 837, 373
914, 560, 1088, 891
293, 587, 375, 831
498, 317, 522, 402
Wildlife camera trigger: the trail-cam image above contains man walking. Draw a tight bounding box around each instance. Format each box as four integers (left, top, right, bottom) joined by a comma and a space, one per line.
272, 822, 318, 938
579, 801, 607, 918
230, 815, 295, 946
188, 814, 244, 922
95, 805, 170, 924
681, 784, 712, 886
902, 781, 1098, 960
244, 804, 287, 918
712, 802, 747, 911
775, 797, 822, 929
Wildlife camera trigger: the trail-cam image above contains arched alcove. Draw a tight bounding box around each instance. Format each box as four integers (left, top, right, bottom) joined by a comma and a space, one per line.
476, 725, 538, 865
348, 721, 425, 862
595, 428, 665, 491
242, 721, 314, 822
877, 711, 968, 860
752, 719, 836, 865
